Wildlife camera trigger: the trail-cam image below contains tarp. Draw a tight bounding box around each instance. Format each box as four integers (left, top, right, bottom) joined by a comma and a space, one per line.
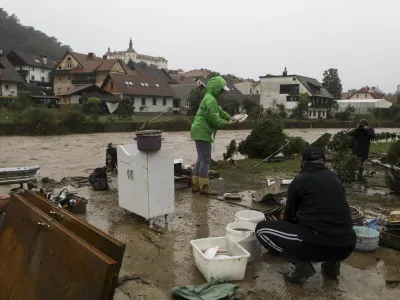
171, 278, 242, 300
106, 101, 119, 113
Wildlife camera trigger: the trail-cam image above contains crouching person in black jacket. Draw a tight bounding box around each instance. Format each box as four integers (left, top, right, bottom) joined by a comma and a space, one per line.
255, 147, 356, 283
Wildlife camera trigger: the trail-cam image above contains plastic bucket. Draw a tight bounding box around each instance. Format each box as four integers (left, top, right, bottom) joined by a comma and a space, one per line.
353, 226, 380, 252
226, 221, 260, 262
235, 210, 265, 224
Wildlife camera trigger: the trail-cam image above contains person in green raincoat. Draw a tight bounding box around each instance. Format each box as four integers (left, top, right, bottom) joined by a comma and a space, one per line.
190, 76, 232, 195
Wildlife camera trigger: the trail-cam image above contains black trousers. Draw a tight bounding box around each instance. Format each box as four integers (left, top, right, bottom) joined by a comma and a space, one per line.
255, 220, 353, 264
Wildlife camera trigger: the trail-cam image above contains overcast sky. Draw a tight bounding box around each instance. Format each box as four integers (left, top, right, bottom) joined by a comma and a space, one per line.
2, 0, 399, 92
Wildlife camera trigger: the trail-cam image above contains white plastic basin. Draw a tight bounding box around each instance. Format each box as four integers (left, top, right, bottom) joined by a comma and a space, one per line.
190, 237, 250, 282
353, 226, 379, 252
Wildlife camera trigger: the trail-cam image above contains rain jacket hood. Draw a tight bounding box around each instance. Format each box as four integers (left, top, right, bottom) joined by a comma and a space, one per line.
190, 76, 231, 143
206, 76, 227, 98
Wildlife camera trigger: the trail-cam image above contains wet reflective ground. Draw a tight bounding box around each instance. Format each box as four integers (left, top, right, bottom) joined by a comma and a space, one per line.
81, 188, 399, 300
1, 128, 400, 299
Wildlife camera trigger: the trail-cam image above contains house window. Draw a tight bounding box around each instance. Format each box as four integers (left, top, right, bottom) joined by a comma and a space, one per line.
67, 63, 72, 69
356, 94, 359, 98
142, 98, 146, 106
42, 68, 45, 73
256, 90, 259, 94
110, 82, 114, 89
153, 98, 157, 106
79, 98, 84, 105
365, 94, 367, 98
31, 75, 35, 81
163, 98, 166, 106
184, 101, 189, 107
67, 76, 70, 83
67, 87, 70, 92
280, 84, 299, 94
58, 88, 61, 94
313, 110, 316, 117
5, 84, 9, 90
31, 66, 35, 71
58, 77, 61, 82
41, 77, 45, 82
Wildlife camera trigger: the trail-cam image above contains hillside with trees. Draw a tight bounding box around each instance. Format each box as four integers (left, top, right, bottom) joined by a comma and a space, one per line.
0, 8, 71, 58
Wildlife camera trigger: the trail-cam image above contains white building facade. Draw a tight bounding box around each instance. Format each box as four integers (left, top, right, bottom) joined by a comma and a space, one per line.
336, 99, 392, 114
259, 71, 334, 119
105, 38, 168, 69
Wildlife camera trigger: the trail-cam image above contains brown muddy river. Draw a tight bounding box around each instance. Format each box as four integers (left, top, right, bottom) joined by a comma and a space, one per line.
1, 128, 399, 180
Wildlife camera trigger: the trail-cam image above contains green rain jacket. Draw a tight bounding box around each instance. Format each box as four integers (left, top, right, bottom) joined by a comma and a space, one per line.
190, 76, 231, 142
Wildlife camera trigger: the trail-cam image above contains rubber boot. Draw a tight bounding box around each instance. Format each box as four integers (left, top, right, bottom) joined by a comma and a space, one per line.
284, 262, 316, 284
321, 261, 341, 277
191, 175, 200, 193
199, 177, 218, 196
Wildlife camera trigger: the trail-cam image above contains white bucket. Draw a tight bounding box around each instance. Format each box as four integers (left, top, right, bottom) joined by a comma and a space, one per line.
235, 210, 265, 224
226, 221, 260, 262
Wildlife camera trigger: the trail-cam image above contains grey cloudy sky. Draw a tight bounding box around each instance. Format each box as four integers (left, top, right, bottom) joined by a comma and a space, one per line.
2, 0, 399, 92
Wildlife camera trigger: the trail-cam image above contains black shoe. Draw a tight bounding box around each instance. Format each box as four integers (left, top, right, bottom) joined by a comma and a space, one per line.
284, 262, 316, 284
321, 261, 340, 277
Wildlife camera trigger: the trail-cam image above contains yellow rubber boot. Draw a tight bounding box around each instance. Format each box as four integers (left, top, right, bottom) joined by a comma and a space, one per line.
199, 177, 218, 196
191, 175, 200, 193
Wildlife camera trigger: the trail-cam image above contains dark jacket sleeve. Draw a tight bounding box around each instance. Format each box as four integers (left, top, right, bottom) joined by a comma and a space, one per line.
349, 128, 357, 137
284, 178, 301, 223
368, 127, 375, 140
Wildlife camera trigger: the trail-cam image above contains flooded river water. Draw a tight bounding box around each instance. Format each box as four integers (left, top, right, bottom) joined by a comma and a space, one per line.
1, 128, 399, 180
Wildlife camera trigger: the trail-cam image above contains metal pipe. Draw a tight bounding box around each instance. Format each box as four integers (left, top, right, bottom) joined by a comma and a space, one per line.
249, 139, 290, 172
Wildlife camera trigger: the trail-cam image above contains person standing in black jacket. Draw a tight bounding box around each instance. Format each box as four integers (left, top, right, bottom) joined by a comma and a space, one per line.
349, 119, 375, 181
255, 147, 356, 283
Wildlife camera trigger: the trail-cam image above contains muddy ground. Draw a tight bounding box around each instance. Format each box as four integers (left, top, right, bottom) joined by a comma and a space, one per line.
1, 128, 400, 299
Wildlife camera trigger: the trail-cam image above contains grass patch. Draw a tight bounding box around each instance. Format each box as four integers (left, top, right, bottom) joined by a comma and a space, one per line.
214, 158, 300, 191
370, 142, 392, 154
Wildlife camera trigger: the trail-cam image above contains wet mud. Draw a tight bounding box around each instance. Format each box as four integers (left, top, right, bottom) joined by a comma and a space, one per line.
1, 128, 400, 299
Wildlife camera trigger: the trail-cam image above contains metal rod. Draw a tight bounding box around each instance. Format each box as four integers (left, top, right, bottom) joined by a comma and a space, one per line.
249, 139, 290, 172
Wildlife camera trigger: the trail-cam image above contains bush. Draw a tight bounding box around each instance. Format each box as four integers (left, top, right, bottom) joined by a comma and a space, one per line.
60, 110, 87, 132
21, 108, 60, 134
327, 131, 351, 153
310, 133, 332, 149
238, 119, 286, 159
387, 141, 400, 166
331, 152, 359, 183
223, 140, 238, 161
283, 136, 308, 156
84, 97, 102, 114
116, 98, 134, 119
385, 168, 400, 194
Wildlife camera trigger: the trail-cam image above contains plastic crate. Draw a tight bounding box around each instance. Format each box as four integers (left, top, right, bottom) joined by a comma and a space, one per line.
190, 237, 250, 282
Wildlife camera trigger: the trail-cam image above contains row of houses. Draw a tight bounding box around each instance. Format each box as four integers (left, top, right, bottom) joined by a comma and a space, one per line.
0, 46, 393, 118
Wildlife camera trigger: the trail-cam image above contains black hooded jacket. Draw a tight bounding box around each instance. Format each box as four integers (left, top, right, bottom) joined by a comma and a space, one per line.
284, 162, 356, 248
350, 127, 375, 160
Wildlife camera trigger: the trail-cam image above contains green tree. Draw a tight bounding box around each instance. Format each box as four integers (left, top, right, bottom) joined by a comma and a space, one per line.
116, 97, 135, 119
85, 97, 102, 114
208, 71, 221, 78
291, 93, 309, 119
11, 93, 31, 123
335, 104, 355, 121
322, 68, 343, 99
187, 88, 205, 115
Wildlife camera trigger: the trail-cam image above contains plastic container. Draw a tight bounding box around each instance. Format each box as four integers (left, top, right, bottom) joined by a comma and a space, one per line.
226, 221, 260, 262
190, 237, 250, 282
354, 226, 380, 252
235, 210, 265, 224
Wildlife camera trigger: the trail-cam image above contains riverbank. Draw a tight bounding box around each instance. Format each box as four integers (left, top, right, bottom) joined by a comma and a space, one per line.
0, 112, 398, 136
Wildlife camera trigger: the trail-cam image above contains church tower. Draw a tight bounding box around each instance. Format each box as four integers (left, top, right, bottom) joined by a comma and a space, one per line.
129, 38, 133, 50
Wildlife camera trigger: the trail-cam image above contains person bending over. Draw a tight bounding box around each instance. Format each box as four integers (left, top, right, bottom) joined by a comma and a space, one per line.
255, 147, 356, 283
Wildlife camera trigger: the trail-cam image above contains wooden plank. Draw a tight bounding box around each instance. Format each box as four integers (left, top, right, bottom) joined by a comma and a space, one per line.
0, 194, 117, 300
20, 190, 126, 299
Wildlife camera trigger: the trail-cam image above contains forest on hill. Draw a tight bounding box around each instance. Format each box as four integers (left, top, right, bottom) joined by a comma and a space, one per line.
0, 8, 71, 59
